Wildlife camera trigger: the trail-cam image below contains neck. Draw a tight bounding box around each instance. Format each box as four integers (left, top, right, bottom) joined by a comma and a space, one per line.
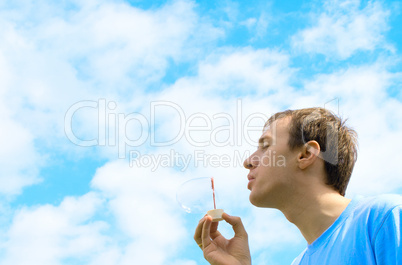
280, 191, 351, 244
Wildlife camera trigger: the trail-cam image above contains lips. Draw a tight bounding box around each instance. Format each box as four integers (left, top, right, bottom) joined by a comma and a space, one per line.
247, 174, 255, 181
247, 174, 255, 190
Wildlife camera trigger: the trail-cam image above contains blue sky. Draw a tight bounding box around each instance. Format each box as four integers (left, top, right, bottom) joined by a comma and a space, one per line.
0, 0, 401, 264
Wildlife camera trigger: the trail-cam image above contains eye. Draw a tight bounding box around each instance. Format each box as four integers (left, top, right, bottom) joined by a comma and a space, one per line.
258, 141, 269, 149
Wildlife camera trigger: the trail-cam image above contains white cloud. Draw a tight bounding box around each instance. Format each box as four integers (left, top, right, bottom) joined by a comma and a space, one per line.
0, 52, 42, 196
0, 0, 222, 140
292, 0, 392, 59
91, 160, 191, 264
82, 47, 298, 161
0, 115, 41, 196
145, 47, 295, 147
247, 208, 304, 249
0, 0, 224, 194
197, 48, 293, 95
30, 0, 222, 85
0, 192, 108, 265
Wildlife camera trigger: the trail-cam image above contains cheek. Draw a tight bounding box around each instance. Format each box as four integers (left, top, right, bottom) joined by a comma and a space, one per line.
262, 150, 288, 168
259, 150, 278, 167
260, 156, 270, 167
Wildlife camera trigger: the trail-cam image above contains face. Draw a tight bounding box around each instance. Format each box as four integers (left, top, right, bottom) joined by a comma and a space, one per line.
243, 117, 300, 208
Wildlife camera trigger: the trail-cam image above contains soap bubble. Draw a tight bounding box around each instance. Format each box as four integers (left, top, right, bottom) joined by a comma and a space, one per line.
176, 177, 217, 214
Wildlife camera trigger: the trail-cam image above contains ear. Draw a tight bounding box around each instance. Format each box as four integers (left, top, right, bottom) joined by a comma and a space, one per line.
298, 140, 321, 170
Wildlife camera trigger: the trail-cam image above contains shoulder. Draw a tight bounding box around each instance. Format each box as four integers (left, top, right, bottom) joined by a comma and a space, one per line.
354, 194, 402, 213
347, 194, 402, 232
351, 194, 402, 242
365, 195, 402, 260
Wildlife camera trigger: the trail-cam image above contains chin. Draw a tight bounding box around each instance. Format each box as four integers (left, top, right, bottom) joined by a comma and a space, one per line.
249, 192, 275, 208
249, 193, 263, 207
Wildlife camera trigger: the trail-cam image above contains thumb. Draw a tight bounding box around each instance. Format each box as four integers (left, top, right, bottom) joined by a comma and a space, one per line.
222, 213, 248, 238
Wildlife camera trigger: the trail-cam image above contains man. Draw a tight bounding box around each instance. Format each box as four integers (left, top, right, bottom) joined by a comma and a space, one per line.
194, 108, 402, 265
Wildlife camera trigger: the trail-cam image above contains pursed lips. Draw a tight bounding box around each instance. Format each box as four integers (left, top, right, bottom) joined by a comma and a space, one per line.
247, 174, 256, 189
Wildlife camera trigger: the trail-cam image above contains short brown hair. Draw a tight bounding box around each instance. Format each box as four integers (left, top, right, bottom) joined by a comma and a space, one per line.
265, 108, 358, 196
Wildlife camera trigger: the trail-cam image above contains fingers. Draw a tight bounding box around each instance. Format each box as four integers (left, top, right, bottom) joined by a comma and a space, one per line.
222, 212, 248, 238
209, 219, 219, 234
194, 216, 206, 247
201, 215, 213, 248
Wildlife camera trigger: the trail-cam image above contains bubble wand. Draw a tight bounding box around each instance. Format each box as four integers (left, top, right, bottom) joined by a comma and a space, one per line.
207, 177, 224, 222
211, 177, 216, 209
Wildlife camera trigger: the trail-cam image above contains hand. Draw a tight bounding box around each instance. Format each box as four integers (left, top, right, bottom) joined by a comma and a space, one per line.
194, 212, 251, 265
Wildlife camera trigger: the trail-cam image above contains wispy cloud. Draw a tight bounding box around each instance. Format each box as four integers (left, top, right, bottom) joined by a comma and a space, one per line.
292, 0, 392, 59
1, 193, 107, 265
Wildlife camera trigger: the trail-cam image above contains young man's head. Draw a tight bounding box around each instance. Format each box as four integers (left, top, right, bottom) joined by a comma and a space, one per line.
244, 108, 358, 207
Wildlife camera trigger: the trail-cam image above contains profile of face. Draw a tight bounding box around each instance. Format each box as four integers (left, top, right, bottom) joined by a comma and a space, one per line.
243, 117, 300, 208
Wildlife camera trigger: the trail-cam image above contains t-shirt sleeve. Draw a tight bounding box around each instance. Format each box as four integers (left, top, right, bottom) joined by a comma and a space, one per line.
373, 205, 402, 265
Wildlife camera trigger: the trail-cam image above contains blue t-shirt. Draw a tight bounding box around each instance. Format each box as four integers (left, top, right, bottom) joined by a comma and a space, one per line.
292, 194, 402, 265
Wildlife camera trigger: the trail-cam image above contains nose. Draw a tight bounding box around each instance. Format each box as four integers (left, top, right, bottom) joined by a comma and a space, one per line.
243, 151, 258, 169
